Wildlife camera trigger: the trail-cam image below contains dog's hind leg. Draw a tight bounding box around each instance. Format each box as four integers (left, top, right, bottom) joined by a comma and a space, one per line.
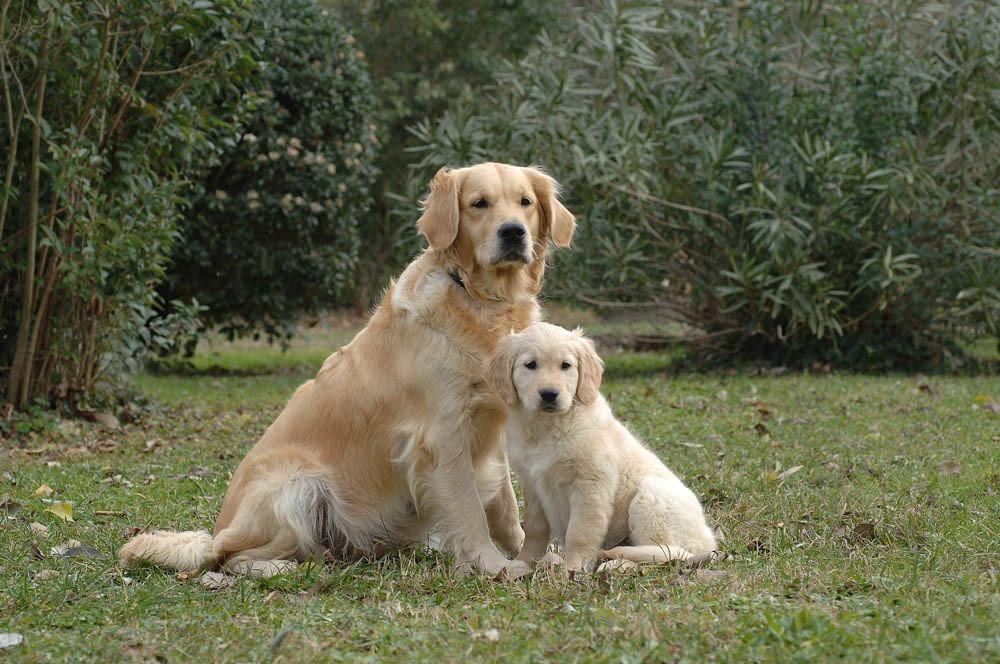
598, 475, 717, 572
212, 463, 345, 577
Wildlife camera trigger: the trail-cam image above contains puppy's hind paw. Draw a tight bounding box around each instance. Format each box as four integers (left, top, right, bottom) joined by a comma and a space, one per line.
596, 558, 640, 574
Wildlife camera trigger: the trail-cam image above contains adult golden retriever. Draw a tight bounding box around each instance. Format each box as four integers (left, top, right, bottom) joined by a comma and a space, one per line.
119, 163, 576, 577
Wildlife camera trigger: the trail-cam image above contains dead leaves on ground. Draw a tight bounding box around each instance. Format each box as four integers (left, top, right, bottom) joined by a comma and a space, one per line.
49, 539, 105, 560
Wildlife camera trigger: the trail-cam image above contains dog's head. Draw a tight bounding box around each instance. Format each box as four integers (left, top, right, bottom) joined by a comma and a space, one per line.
488, 322, 604, 414
417, 163, 575, 295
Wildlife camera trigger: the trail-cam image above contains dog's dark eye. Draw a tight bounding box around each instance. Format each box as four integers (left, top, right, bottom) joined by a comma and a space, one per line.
524, 360, 537, 370
561, 361, 571, 370
472, 198, 488, 209
520, 197, 532, 206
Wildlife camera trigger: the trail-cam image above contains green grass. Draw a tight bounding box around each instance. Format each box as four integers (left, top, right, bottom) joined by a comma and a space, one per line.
3, 322, 999, 662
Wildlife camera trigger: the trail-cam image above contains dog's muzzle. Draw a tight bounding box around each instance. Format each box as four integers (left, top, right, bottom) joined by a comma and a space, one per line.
493, 221, 530, 264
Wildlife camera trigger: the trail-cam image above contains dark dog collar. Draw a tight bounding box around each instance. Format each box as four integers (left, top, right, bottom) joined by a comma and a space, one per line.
447, 269, 467, 292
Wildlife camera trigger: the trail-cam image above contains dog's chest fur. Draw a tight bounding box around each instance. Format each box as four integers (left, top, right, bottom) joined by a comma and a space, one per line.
506, 411, 605, 541
392, 255, 538, 365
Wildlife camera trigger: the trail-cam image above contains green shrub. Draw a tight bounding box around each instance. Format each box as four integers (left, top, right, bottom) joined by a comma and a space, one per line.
402, 0, 1000, 368
161, 0, 378, 344
0, 0, 255, 409
328, 0, 574, 302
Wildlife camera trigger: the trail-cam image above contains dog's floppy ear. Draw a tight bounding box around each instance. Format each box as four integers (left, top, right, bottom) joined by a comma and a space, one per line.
417, 167, 460, 250
573, 330, 604, 406
486, 334, 520, 407
526, 167, 575, 248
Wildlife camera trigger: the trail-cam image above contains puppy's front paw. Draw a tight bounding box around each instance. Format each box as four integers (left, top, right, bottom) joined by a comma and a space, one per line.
536, 551, 565, 569
492, 559, 531, 581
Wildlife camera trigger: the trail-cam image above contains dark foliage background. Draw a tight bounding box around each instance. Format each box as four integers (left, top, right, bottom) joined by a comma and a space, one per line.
3, 0, 998, 412
398, 0, 1000, 368
160, 0, 378, 346
0, 0, 256, 408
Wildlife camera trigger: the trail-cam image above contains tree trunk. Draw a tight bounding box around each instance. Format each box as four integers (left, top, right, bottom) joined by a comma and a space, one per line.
6, 13, 52, 408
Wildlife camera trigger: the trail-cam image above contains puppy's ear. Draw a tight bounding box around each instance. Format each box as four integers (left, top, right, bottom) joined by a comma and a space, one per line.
526, 167, 576, 248
573, 331, 604, 406
486, 335, 519, 407
417, 167, 460, 250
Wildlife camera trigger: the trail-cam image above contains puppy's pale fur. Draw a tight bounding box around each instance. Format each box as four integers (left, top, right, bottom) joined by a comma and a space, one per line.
120, 163, 575, 577
488, 323, 716, 571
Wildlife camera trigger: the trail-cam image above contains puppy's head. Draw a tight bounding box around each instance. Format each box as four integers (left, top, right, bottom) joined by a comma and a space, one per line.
417, 163, 575, 280
488, 322, 604, 414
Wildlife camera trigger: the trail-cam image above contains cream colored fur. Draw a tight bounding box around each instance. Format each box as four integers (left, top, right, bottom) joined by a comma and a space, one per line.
488, 323, 717, 572
119, 163, 576, 577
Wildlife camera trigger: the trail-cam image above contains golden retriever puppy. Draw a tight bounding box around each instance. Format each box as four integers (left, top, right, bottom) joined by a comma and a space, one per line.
120, 163, 576, 577
487, 323, 716, 572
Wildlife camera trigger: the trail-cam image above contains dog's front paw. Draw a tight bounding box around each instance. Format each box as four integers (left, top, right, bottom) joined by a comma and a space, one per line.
497, 523, 525, 559
454, 552, 530, 580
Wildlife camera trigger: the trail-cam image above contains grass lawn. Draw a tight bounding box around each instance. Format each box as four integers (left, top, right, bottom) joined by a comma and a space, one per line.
2, 318, 999, 662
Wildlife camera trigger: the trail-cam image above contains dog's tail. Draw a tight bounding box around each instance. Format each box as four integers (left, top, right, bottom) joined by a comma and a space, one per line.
119, 530, 217, 571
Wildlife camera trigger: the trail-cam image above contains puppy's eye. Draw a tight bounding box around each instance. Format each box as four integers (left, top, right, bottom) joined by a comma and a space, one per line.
472, 198, 488, 209
524, 360, 537, 370
561, 361, 572, 370
520, 197, 532, 206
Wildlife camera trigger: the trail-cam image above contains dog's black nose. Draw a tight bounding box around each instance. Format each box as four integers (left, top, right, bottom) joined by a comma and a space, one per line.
539, 388, 559, 404
498, 222, 526, 243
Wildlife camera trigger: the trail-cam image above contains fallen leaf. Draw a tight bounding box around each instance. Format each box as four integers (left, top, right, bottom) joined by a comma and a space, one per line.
0, 633, 23, 649
752, 400, 772, 418
851, 522, 877, 542
472, 628, 501, 642
29, 521, 48, 536
92, 412, 120, 429
754, 422, 771, 436
777, 465, 804, 482
935, 460, 961, 476
145, 438, 167, 452
34, 569, 60, 581
985, 400, 1000, 414
51, 540, 105, 559
29, 541, 45, 560
746, 539, 768, 553
44, 501, 74, 522
810, 361, 832, 375
33, 484, 54, 497
200, 571, 235, 590
50, 539, 82, 556
0, 495, 22, 514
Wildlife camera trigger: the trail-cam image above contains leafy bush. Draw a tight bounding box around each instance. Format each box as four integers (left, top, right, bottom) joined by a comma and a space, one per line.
0, 0, 254, 409
402, 0, 1000, 368
328, 0, 574, 301
161, 0, 378, 344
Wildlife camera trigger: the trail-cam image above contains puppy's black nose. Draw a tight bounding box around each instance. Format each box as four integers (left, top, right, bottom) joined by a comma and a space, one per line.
539, 388, 559, 404
498, 222, 526, 243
